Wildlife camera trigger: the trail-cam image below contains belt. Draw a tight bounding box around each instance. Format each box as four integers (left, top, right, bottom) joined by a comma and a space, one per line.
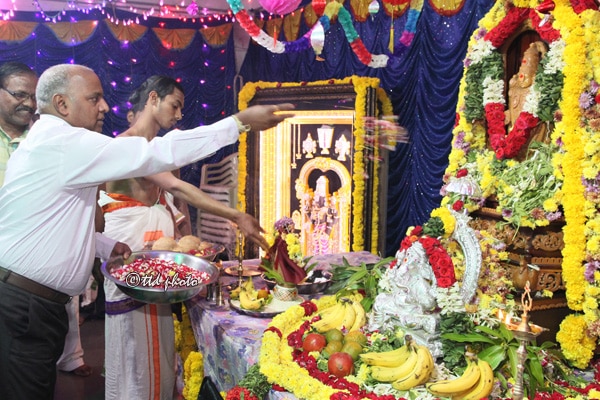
0, 266, 72, 304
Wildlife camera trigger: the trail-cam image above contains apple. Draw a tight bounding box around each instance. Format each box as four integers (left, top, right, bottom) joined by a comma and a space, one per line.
327, 352, 354, 378
303, 332, 327, 352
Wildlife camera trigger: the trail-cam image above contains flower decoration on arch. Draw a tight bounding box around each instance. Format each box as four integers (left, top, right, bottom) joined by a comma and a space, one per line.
463, 5, 564, 160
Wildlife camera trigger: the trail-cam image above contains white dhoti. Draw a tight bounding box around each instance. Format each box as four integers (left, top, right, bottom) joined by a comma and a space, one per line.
100, 191, 177, 400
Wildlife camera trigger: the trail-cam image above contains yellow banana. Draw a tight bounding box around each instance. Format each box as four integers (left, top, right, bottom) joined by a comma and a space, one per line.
391, 344, 434, 391
425, 358, 481, 397
340, 300, 356, 330
239, 289, 264, 310
454, 359, 495, 400
360, 344, 411, 367
370, 346, 419, 382
348, 300, 366, 332
229, 286, 241, 300
316, 300, 346, 320
312, 302, 347, 332
242, 277, 255, 292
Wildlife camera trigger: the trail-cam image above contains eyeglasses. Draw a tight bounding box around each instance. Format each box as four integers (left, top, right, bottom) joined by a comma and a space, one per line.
0, 87, 36, 102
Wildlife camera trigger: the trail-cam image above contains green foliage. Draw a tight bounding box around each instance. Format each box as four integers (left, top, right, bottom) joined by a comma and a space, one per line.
237, 363, 271, 399
422, 216, 444, 237
534, 52, 564, 122
464, 51, 504, 121
439, 312, 478, 370
441, 322, 572, 397
326, 257, 394, 312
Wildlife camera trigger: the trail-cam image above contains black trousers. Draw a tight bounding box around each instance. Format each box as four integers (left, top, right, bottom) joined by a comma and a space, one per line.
0, 281, 68, 400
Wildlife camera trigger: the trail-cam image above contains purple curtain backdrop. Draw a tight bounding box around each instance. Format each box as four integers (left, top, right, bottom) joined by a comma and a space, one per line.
0, 1, 493, 254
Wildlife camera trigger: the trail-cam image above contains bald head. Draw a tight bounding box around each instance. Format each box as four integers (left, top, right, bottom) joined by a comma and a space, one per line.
36, 64, 109, 132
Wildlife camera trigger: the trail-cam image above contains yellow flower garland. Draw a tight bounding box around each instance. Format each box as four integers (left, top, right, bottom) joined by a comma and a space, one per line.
183, 351, 204, 400
444, 0, 600, 367
236, 77, 394, 252
174, 305, 203, 399
258, 295, 372, 399
551, 3, 600, 366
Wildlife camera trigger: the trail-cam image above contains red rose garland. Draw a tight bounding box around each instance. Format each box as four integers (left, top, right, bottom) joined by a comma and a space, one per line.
478, 6, 561, 159
399, 229, 456, 288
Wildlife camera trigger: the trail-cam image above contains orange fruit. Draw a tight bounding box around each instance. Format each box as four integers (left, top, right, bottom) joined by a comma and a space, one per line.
344, 331, 367, 346
325, 328, 344, 344
321, 340, 343, 358
257, 289, 269, 299
341, 341, 363, 361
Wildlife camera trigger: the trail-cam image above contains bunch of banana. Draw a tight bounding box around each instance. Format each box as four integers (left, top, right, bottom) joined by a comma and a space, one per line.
348, 299, 367, 332
390, 344, 435, 391
238, 278, 265, 311
312, 297, 359, 332
360, 335, 414, 368
425, 356, 494, 400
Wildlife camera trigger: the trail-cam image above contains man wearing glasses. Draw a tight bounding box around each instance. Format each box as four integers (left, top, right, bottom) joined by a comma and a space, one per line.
0, 61, 37, 187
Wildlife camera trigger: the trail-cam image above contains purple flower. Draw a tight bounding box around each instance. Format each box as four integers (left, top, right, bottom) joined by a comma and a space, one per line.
545, 211, 562, 221
584, 260, 600, 283
501, 209, 513, 218
274, 217, 295, 233
474, 28, 487, 40
579, 91, 594, 110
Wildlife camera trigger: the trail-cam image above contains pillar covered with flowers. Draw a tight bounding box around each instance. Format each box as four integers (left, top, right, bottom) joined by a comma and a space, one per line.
441, 0, 600, 368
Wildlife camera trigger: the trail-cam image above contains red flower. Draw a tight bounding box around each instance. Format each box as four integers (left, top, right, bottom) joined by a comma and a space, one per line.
452, 200, 464, 211
456, 169, 468, 178
411, 226, 423, 236
226, 386, 259, 400
595, 93, 600, 104
484, 7, 529, 47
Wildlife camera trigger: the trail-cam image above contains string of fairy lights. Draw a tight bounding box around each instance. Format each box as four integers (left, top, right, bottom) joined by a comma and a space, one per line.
0, 0, 269, 24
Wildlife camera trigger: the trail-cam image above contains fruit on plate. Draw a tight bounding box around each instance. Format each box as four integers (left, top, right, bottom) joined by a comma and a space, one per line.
426, 354, 494, 400
303, 333, 327, 352
321, 340, 343, 359
360, 335, 415, 368
311, 296, 364, 333
239, 278, 266, 311
341, 341, 363, 361
390, 344, 435, 391
324, 328, 344, 343
328, 352, 354, 378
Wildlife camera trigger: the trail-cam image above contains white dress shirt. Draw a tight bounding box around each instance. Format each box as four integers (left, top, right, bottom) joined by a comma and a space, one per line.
0, 114, 238, 295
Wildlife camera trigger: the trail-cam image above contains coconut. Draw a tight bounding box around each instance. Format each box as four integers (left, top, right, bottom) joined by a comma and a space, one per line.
177, 235, 203, 253
151, 236, 177, 251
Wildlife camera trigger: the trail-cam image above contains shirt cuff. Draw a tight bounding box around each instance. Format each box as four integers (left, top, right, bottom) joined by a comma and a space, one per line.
95, 232, 118, 260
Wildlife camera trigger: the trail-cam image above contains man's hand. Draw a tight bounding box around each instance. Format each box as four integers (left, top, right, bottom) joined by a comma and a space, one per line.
235, 103, 295, 132
110, 241, 132, 260
233, 212, 270, 250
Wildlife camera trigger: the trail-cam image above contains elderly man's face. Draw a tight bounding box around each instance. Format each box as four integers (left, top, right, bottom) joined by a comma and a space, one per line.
0, 73, 37, 134
63, 68, 109, 133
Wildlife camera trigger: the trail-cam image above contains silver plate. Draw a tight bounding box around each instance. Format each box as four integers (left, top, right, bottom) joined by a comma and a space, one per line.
229, 295, 305, 318
101, 250, 219, 304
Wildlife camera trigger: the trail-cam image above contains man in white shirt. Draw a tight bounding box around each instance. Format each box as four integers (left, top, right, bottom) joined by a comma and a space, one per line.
0, 63, 293, 400
0, 61, 93, 379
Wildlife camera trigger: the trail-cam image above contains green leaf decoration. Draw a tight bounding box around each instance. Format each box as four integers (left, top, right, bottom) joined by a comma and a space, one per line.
477, 344, 507, 370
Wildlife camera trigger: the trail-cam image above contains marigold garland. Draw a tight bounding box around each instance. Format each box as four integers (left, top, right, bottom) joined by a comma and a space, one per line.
237, 76, 393, 252
256, 296, 400, 399
445, 0, 600, 367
